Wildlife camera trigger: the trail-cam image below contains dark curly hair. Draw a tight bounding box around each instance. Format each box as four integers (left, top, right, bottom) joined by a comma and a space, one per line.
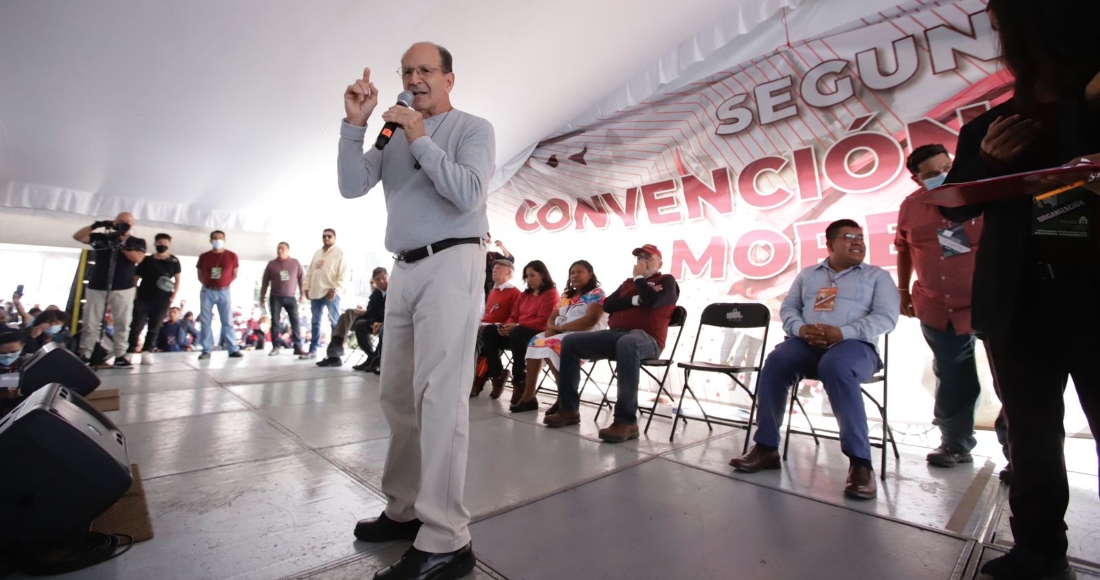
563, 260, 600, 299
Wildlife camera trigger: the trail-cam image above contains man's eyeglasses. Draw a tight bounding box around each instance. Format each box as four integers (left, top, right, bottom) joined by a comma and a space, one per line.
635, 254, 654, 262
398, 65, 440, 78
322, 235, 334, 239
836, 233, 864, 241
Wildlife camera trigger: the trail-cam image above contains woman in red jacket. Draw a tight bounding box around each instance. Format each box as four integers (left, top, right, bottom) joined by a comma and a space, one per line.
493, 261, 558, 404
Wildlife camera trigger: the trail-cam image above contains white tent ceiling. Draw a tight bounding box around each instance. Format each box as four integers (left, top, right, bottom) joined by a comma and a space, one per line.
0, 0, 895, 257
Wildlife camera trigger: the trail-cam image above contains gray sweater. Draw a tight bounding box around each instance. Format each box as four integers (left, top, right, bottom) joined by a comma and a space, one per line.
337, 110, 496, 253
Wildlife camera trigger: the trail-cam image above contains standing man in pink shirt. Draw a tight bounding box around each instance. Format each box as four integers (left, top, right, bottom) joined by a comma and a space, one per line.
897, 145, 1007, 476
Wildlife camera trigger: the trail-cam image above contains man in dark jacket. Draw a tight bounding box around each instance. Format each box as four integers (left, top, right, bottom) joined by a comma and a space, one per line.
317, 267, 388, 369
544, 244, 679, 443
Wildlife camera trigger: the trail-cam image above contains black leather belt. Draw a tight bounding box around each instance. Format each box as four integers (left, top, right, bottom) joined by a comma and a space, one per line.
395, 237, 481, 263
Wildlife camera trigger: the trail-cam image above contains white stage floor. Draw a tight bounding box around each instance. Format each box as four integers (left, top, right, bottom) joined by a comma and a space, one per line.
9, 351, 1098, 580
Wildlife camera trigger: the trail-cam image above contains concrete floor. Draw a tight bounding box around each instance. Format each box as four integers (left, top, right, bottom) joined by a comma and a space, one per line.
9, 351, 1099, 580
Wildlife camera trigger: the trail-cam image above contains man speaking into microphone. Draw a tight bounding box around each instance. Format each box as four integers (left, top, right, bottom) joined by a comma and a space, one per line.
337, 42, 495, 580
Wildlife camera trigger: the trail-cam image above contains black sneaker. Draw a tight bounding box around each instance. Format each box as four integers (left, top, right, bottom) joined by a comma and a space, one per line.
979, 549, 1075, 579
926, 445, 973, 468
198, 352, 211, 360
999, 464, 1013, 484
316, 357, 342, 367
112, 357, 133, 368
228, 351, 243, 358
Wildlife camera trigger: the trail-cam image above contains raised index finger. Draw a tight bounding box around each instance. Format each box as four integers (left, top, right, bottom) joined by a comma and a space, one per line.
362, 67, 371, 82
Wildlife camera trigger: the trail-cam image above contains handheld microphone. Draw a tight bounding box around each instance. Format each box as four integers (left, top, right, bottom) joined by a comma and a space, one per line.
374, 90, 415, 150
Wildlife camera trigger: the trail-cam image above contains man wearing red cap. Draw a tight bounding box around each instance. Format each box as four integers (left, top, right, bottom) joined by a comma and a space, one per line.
544, 244, 679, 442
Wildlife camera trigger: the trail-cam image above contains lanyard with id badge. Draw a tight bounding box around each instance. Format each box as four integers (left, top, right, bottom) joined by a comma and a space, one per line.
814, 267, 854, 312
937, 223, 973, 257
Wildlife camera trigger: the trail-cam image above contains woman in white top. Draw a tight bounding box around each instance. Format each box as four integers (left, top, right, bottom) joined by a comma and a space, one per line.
511, 260, 606, 413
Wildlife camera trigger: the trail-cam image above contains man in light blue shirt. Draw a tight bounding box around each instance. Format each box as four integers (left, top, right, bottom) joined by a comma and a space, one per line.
729, 219, 898, 500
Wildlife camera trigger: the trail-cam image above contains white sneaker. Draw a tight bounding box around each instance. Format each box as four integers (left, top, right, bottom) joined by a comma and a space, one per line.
141, 352, 155, 365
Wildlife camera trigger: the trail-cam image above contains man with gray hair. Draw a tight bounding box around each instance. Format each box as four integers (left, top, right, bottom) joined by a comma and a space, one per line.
338, 41, 494, 579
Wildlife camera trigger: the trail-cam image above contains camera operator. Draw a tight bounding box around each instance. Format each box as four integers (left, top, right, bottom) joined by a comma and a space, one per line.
72, 212, 146, 367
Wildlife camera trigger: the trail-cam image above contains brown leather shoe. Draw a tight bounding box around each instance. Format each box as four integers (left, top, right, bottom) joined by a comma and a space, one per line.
489, 369, 510, 400
543, 410, 580, 427
844, 463, 877, 500
598, 422, 639, 443
470, 377, 486, 397
728, 445, 781, 473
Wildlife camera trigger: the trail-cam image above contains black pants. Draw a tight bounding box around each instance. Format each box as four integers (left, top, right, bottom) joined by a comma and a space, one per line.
353, 319, 379, 360
987, 276, 1100, 561
269, 295, 302, 350
128, 296, 170, 353
480, 325, 539, 385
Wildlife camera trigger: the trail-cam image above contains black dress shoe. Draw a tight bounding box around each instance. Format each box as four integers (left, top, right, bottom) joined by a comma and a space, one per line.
316, 357, 343, 367
374, 543, 475, 580
999, 464, 1013, 484
979, 548, 1075, 580
353, 361, 370, 371
353, 513, 423, 542
509, 398, 539, 413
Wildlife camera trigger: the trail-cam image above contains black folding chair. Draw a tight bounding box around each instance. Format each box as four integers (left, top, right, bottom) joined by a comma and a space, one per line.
673, 303, 770, 448
781, 334, 899, 480
594, 306, 689, 434
534, 358, 605, 406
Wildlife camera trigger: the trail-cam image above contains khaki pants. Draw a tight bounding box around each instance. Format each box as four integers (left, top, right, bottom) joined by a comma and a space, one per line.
379, 242, 483, 553
79, 287, 136, 359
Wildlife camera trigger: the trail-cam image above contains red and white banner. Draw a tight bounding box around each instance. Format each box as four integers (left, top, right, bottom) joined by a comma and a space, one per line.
489, 0, 1044, 430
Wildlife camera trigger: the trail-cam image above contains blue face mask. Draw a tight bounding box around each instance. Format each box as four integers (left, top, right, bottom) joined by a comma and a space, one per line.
46, 324, 63, 336
922, 173, 948, 190
211, 239, 225, 250
0, 353, 20, 367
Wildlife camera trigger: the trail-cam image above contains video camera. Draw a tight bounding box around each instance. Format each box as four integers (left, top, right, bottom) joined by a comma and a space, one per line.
91, 221, 144, 251
92, 220, 130, 241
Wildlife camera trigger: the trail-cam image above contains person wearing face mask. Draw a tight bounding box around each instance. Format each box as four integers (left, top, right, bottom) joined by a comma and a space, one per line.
728, 220, 898, 500
0, 328, 27, 374
196, 230, 242, 360
72, 212, 147, 367
896, 145, 1009, 474
126, 233, 181, 366
20, 309, 69, 355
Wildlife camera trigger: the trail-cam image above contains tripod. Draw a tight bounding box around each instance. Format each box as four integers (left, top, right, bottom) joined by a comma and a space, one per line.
86, 233, 130, 371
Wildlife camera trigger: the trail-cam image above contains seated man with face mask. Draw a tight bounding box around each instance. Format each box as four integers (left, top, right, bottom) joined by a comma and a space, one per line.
21, 309, 69, 355
0, 328, 27, 374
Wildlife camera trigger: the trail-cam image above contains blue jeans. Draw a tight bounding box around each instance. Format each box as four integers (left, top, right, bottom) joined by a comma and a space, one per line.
309, 294, 340, 353
922, 322, 1008, 456
199, 287, 239, 354
558, 329, 661, 424
753, 337, 881, 461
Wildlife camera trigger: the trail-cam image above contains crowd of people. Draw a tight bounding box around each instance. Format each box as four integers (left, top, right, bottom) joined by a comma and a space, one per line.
0, 220, 394, 376
3, 6, 1098, 576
